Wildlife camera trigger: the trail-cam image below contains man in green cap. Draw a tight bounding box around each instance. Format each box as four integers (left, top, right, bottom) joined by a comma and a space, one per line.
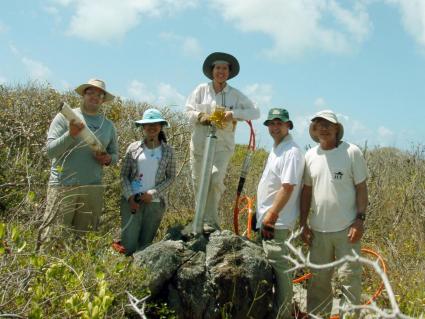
256, 108, 305, 318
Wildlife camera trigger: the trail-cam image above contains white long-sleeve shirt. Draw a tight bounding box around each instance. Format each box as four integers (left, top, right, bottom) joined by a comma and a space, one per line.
185, 82, 260, 155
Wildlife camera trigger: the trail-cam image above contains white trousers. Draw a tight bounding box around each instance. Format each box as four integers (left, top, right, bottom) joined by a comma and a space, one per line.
190, 150, 232, 229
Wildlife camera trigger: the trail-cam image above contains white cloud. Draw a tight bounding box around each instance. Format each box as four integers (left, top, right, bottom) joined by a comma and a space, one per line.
182, 36, 202, 57
128, 80, 156, 103
9, 45, 52, 80
44, 5, 60, 15
209, 0, 372, 57
375, 125, 395, 146
386, 0, 425, 48
0, 75, 7, 84
127, 80, 185, 107
44, 5, 64, 23
22, 57, 52, 80
157, 82, 186, 107
293, 113, 313, 139
60, 80, 72, 90
378, 126, 394, 138
0, 21, 8, 33
9, 44, 19, 55
314, 97, 327, 109
243, 83, 273, 108
51, 0, 74, 6
160, 32, 202, 57
54, 0, 198, 43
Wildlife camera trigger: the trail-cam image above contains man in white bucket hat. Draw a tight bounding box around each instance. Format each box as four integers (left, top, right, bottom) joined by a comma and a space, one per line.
42, 78, 118, 240
300, 110, 368, 318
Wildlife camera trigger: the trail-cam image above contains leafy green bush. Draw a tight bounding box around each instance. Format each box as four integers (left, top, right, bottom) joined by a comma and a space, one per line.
1, 83, 424, 317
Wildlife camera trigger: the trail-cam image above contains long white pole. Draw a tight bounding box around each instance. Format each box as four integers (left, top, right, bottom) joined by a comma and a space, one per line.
192, 125, 217, 234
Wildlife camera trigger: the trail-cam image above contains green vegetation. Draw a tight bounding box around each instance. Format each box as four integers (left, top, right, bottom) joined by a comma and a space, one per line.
0, 83, 424, 317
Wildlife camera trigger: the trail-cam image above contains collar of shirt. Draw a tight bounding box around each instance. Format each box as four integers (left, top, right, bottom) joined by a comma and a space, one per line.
134, 140, 164, 159
275, 133, 293, 148
208, 81, 230, 95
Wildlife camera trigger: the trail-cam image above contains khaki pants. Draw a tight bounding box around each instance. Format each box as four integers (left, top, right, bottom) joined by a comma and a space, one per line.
120, 197, 165, 256
262, 229, 293, 319
190, 150, 232, 229
307, 228, 362, 318
42, 185, 105, 239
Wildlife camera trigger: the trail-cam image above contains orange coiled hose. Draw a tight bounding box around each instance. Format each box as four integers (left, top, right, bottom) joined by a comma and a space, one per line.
293, 247, 388, 319
234, 195, 255, 238
233, 120, 255, 235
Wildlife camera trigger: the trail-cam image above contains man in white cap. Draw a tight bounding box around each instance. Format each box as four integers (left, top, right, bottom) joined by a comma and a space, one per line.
257, 108, 304, 319
300, 110, 368, 318
42, 79, 118, 239
185, 52, 260, 231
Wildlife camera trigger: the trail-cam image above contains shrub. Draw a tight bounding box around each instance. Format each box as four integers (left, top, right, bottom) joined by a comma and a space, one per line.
0, 83, 424, 317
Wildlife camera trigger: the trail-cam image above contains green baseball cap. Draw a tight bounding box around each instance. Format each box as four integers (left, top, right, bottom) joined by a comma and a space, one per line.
263, 108, 294, 129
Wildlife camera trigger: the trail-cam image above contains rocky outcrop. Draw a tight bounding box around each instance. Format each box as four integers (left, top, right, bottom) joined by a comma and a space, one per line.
133, 228, 274, 319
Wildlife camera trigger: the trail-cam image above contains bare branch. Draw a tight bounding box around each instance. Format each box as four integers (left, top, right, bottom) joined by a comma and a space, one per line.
126, 291, 150, 319
285, 229, 413, 319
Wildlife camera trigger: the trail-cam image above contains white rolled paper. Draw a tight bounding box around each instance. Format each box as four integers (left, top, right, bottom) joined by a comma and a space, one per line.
60, 102, 106, 153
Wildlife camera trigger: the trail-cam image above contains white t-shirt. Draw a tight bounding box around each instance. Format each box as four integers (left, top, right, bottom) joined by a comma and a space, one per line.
303, 141, 368, 232
256, 134, 305, 230
131, 146, 162, 202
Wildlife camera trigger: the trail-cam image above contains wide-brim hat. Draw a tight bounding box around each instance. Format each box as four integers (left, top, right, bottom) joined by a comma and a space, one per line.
135, 108, 170, 128
263, 108, 293, 130
75, 78, 115, 102
309, 110, 344, 143
202, 52, 240, 80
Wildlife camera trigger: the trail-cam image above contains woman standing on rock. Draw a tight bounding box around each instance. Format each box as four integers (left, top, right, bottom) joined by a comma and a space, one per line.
119, 108, 176, 255
185, 52, 260, 231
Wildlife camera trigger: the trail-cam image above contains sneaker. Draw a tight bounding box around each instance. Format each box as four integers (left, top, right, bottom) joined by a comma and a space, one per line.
112, 241, 126, 254
203, 224, 218, 234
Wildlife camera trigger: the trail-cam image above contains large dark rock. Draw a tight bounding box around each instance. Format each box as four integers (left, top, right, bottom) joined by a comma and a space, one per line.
133, 240, 189, 296
133, 228, 274, 319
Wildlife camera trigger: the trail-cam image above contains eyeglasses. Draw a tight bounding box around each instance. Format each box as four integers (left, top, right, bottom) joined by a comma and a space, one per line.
85, 90, 105, 99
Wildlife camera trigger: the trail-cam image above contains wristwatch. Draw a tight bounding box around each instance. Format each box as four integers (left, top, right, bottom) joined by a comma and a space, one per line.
356, 213, 366, 221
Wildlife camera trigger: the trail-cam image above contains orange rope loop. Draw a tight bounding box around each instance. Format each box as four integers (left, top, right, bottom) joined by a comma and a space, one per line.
292, 247, 388, 318
233, 195, 255, 239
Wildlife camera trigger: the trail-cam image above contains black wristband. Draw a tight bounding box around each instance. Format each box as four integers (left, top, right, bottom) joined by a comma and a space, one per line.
356, 213, 366, 221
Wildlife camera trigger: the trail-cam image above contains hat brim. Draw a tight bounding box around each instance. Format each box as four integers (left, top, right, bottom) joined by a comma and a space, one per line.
135, 119, 170, 128
75, 84, 115, 102
309, 121, 344, 143
263, 119, 294, 130
202, 52, 240, 80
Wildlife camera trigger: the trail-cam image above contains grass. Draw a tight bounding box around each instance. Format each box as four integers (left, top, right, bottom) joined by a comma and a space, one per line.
0, 82, 424, 317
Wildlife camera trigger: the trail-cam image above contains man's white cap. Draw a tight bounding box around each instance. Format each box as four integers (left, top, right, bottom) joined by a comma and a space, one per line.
309, 110, 344, 143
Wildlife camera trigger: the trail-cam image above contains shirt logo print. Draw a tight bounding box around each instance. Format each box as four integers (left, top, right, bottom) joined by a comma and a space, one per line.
334, 171, 343, 180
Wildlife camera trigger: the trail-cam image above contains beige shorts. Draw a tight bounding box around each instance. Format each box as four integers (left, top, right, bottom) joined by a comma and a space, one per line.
42, 185, 105, 238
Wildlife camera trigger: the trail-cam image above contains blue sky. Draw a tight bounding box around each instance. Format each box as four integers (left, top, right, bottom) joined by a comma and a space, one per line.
1, 0, 425, 151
